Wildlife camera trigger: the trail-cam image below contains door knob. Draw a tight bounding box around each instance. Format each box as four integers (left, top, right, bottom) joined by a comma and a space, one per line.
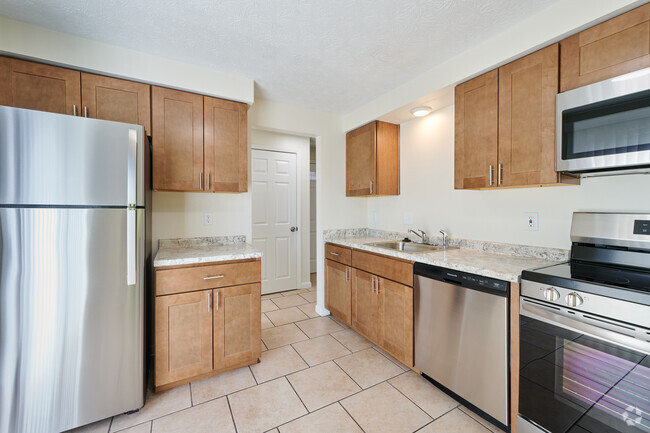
290, 226, 298, 232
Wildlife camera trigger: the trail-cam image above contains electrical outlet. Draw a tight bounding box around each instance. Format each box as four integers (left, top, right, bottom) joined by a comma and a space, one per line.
204, 213, 213, 226
525, 212, 539, 231
403, 213, 413, 225
370, 211, 377, 223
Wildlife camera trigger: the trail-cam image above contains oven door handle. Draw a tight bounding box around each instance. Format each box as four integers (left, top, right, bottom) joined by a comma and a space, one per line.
520, 300, 650, 354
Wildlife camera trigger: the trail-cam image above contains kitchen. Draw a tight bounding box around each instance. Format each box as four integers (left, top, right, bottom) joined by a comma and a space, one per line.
1, 1, 650, 432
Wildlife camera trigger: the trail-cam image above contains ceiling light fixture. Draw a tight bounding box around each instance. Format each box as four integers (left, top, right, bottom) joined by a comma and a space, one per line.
410, 106, 432, 117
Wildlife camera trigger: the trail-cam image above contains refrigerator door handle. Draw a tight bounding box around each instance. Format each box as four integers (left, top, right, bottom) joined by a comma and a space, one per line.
127, 209, 136, 286
127, 129, 138, 207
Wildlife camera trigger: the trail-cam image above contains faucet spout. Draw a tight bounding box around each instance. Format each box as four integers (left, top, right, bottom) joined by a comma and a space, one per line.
408, 228, 429, 244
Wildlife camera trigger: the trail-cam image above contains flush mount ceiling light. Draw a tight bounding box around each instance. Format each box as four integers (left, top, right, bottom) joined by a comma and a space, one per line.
410, 106, 432, 117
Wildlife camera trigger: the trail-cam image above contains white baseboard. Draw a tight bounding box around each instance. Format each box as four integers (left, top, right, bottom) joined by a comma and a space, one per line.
315, 304, 330, 317
300, 281, 312, 289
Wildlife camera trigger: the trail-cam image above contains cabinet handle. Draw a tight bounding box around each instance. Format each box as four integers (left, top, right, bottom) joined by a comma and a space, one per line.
370, 181, 373, 195
489, 165, 493, 186
199, 172, 203, 190
208, 292, 211, 312
376, 277, 380, 295
216, 291, 219, 311
83, 106, 88, 118
204, 275, 224, 280
73, 105, 77, 116
346, 267, 350, 281
330, 252, 339, 256
371, 276, 376, 293
498, 163, 502, 185
207, 173, 210, 190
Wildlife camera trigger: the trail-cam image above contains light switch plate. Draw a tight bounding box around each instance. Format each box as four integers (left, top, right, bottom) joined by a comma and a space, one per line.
525, 212, 538, 231
204, 213, 213, 226
403, 213, 413, 225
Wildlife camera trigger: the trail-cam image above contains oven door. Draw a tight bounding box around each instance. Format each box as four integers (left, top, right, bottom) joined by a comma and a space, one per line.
518, 297, 650, 433
556, 67, 650, 173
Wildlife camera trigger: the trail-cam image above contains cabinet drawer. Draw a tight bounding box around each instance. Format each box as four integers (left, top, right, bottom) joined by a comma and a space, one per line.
325, 243, 352, 265
156, 260, 261, 296
351, 250, 413, 286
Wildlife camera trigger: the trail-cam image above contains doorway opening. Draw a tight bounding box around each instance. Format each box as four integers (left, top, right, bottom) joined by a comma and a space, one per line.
251, 130, 316, 297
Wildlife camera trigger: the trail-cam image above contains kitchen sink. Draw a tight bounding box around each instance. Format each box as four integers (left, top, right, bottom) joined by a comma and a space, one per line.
365, 241, 458, 253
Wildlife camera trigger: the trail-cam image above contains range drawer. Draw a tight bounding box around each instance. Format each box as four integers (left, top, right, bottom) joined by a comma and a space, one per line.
156, 260, 261, 296
325, 243, 352, 265
352, 250, 413, 286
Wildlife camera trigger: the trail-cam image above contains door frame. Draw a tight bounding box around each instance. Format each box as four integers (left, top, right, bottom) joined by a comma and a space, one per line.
251, 146, 303, 292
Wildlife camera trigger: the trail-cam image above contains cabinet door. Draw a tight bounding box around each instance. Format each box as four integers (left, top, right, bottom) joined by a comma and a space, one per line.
152, 86, 204, 191
214, 283, 261, 371
81, 73, 151, 133
560, 4, 650, 92
351, 268, 379, 342
204, 96, 248, 192
499, 44, 559, 187
376, 121, 400, 196
155, 291, 213, 388
454, 70, 498, 189
0, 57, 80, 115
346, 121, 376, 196
378, 278, 413, 367
325, 259, 351, 325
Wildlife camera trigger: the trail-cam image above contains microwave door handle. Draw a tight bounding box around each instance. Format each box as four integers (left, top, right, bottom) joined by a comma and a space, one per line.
520, 301, 649, 354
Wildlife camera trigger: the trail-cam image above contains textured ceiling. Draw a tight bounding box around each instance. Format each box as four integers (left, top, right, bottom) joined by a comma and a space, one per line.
0, 0, 561, 113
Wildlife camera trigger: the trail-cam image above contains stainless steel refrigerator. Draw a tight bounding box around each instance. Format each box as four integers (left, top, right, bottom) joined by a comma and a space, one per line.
0, 105, 149, 433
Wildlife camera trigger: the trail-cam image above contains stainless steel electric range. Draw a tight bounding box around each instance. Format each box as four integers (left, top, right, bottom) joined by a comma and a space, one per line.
518, 213, 650, 433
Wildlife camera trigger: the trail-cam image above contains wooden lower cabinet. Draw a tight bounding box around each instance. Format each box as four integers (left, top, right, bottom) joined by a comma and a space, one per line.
378, 278, 413, 367
214, 283, 261, 370
155, 260, 261, 391
351, 268, 380, 343
155, 290, 213, 388
325, 259, 351, 325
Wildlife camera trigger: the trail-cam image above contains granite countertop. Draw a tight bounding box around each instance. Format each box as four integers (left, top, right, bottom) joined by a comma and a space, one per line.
326, 235, 564, 283
154, 236, 263, 267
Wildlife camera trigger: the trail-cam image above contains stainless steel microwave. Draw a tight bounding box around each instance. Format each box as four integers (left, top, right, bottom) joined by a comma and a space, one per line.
556, 67, 650, 175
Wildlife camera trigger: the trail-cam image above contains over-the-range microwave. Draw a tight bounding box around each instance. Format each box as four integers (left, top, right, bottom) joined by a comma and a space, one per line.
556, 67, 650, 176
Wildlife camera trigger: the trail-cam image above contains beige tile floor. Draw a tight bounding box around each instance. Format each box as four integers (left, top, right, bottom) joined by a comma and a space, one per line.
68, 274, 503, 433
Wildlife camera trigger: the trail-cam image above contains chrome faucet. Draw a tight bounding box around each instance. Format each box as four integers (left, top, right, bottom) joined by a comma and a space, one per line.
408, 229, 429, 244
439, 230, 449, 248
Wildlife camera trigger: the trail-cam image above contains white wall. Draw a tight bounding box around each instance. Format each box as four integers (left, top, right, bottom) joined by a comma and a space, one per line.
250, 130, 311, 288
367, 106, 650, 250
0, 15, 253, 103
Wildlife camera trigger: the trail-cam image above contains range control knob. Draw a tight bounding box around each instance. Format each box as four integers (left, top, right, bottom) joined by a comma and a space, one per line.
566, 292, 584, 307
543, 287, 560, 301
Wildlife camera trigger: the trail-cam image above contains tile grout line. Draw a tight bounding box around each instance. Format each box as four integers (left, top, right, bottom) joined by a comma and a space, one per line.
458, 406, 500, 432
384, 378, 436, 423
338, 401, 367, 433
225, 394, 240, 433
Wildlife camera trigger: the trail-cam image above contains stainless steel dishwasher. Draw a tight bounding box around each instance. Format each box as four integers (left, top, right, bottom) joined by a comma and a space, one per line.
414, 262, 509, 428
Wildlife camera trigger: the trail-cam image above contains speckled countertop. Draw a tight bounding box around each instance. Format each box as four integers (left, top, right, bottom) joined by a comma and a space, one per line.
326, 235, 564, 283
154, 236, 262, 267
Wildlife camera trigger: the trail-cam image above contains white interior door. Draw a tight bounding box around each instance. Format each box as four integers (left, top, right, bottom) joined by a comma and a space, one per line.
252, 149, 298, 294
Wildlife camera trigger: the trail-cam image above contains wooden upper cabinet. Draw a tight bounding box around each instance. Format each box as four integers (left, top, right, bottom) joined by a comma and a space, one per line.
378, 278, 413, 367
152, 86, 204, 192
498, 44, 560, 186
155, 290, 213, 388
0, 57, 80, 115
213, 283, 261, 371
454, 70, 498, 189
560, 4, 650, 92
346, 120, 399, 197
325, 259, 351, 326
81, 73, 151, 133
204, 96, 248, 192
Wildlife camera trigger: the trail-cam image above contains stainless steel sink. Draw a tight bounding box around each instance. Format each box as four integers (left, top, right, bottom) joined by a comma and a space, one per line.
365, 241, 458, 253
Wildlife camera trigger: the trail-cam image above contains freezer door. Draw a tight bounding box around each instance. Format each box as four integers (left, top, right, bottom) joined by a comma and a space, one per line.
0, 105, 144, 207
0, 208, 145, 433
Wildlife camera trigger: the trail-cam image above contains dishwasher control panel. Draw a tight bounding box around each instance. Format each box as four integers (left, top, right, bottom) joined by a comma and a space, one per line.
414, 262, 509, 296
